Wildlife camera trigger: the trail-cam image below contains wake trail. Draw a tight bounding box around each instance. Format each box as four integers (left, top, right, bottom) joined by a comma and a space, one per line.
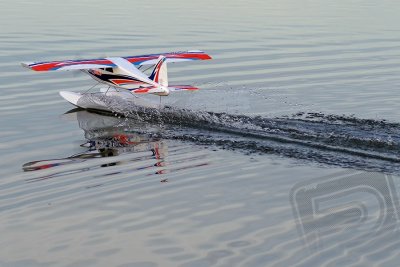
87, 95, 400, 174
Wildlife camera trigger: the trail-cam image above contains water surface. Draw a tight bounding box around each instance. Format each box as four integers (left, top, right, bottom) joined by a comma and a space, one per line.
1, 0, 400, 266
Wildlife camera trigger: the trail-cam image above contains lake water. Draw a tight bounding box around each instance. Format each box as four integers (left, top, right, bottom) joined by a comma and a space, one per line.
1, 0, 400, 266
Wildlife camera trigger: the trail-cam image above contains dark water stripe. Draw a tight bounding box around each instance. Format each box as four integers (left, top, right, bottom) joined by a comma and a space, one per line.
80, 95, 400, 174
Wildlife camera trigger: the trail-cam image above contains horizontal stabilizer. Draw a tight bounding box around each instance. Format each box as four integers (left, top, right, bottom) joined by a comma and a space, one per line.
168, 85, 199, 92
130, 85, 197, 95
131, 87, 166, 94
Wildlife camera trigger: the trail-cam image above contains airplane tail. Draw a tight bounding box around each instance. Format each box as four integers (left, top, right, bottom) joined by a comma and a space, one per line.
149, 56, 168, 87
131, 56, 198, 95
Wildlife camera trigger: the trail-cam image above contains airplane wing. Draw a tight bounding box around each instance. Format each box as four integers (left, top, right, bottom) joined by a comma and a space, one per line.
22, 50, 212, 72
21, 60, 117, 72
125, 50, 212, 65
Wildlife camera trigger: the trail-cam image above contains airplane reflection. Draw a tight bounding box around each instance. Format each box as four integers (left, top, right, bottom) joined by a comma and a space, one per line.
22, 110, 168, 177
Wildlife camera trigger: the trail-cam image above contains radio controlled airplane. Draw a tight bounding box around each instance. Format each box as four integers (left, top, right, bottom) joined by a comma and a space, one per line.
22, 50, 212, 111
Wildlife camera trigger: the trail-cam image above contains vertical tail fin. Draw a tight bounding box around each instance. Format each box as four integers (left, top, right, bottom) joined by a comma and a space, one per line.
149, 55, 168, 87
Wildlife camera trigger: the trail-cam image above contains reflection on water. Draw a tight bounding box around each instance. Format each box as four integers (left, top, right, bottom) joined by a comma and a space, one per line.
26, 105, 400, 177
22, 110, 209, 182
23, 105, 400, 180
